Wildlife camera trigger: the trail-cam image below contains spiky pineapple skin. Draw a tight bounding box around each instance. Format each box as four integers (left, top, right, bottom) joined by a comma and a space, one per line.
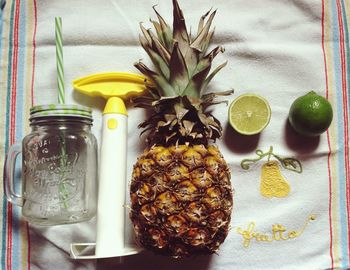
130, 144, 233, 257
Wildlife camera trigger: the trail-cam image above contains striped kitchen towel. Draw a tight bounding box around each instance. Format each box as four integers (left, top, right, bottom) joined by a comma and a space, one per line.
0, 0, 349, 269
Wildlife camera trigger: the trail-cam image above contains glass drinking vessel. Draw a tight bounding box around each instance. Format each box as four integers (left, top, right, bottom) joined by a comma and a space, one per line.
4, 104, 98, 225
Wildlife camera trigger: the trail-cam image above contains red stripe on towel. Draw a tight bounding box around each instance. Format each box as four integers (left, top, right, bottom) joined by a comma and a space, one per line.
27, 1, 38, 268
30, 0, 37, 107
322, 0, 334, 268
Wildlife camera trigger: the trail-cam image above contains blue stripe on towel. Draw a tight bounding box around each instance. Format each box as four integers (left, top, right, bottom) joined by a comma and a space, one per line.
1, 0, 15, 268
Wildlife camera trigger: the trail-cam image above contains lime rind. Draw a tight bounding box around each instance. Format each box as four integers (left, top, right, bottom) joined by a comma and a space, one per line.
288, 91, 333, 136
228, 94, 271, 135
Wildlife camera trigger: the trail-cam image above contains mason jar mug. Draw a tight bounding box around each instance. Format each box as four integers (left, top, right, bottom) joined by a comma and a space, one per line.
3, 104, 98, 225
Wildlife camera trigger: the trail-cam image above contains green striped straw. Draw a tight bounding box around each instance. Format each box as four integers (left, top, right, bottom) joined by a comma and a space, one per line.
55, 17, 68, 208
55, 17, 65, 104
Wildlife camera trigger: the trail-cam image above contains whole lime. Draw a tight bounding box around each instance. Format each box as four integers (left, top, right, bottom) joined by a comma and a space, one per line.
288, 91, 333, 136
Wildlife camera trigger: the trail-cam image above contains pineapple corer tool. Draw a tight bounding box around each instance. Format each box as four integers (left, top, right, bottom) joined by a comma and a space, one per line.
70, 72, 147, 259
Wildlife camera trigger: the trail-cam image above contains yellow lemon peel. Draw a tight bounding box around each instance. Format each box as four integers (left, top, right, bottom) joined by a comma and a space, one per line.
241, 146, 302, 198
260, 161, 290, 198
236, 215, 316, 248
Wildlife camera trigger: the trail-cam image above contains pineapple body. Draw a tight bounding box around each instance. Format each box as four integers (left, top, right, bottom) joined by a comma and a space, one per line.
130, 0, 234, 257
130, 144, 232, 257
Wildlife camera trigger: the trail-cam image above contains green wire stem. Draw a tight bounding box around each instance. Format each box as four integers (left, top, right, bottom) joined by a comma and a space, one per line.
241, 146, 303, 173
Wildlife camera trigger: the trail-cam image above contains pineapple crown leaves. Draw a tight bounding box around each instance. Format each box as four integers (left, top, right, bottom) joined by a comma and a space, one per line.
132, 89, 233, 146
137, 96, 221, 145
133, 0, 233, 146
134, 0, 226, 99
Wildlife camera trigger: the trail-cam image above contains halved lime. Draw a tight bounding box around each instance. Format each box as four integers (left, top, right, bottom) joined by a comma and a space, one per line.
228, 94, 271, 135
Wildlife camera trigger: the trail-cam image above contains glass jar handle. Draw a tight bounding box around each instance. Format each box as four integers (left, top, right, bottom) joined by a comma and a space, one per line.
3, 143, 23, 206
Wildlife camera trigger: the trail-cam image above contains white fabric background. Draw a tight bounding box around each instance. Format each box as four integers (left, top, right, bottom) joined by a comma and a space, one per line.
31, 0, 330, 269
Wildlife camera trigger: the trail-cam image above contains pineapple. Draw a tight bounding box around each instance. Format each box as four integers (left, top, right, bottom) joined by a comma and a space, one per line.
130, 0, 233, 257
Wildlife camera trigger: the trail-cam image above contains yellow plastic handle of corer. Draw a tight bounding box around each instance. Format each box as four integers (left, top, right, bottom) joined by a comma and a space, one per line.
73, 72, 148, 100
73, 72, 149, 115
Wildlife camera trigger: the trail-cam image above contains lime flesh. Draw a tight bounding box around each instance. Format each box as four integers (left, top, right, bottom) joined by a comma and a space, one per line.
229, 94, 271, 135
